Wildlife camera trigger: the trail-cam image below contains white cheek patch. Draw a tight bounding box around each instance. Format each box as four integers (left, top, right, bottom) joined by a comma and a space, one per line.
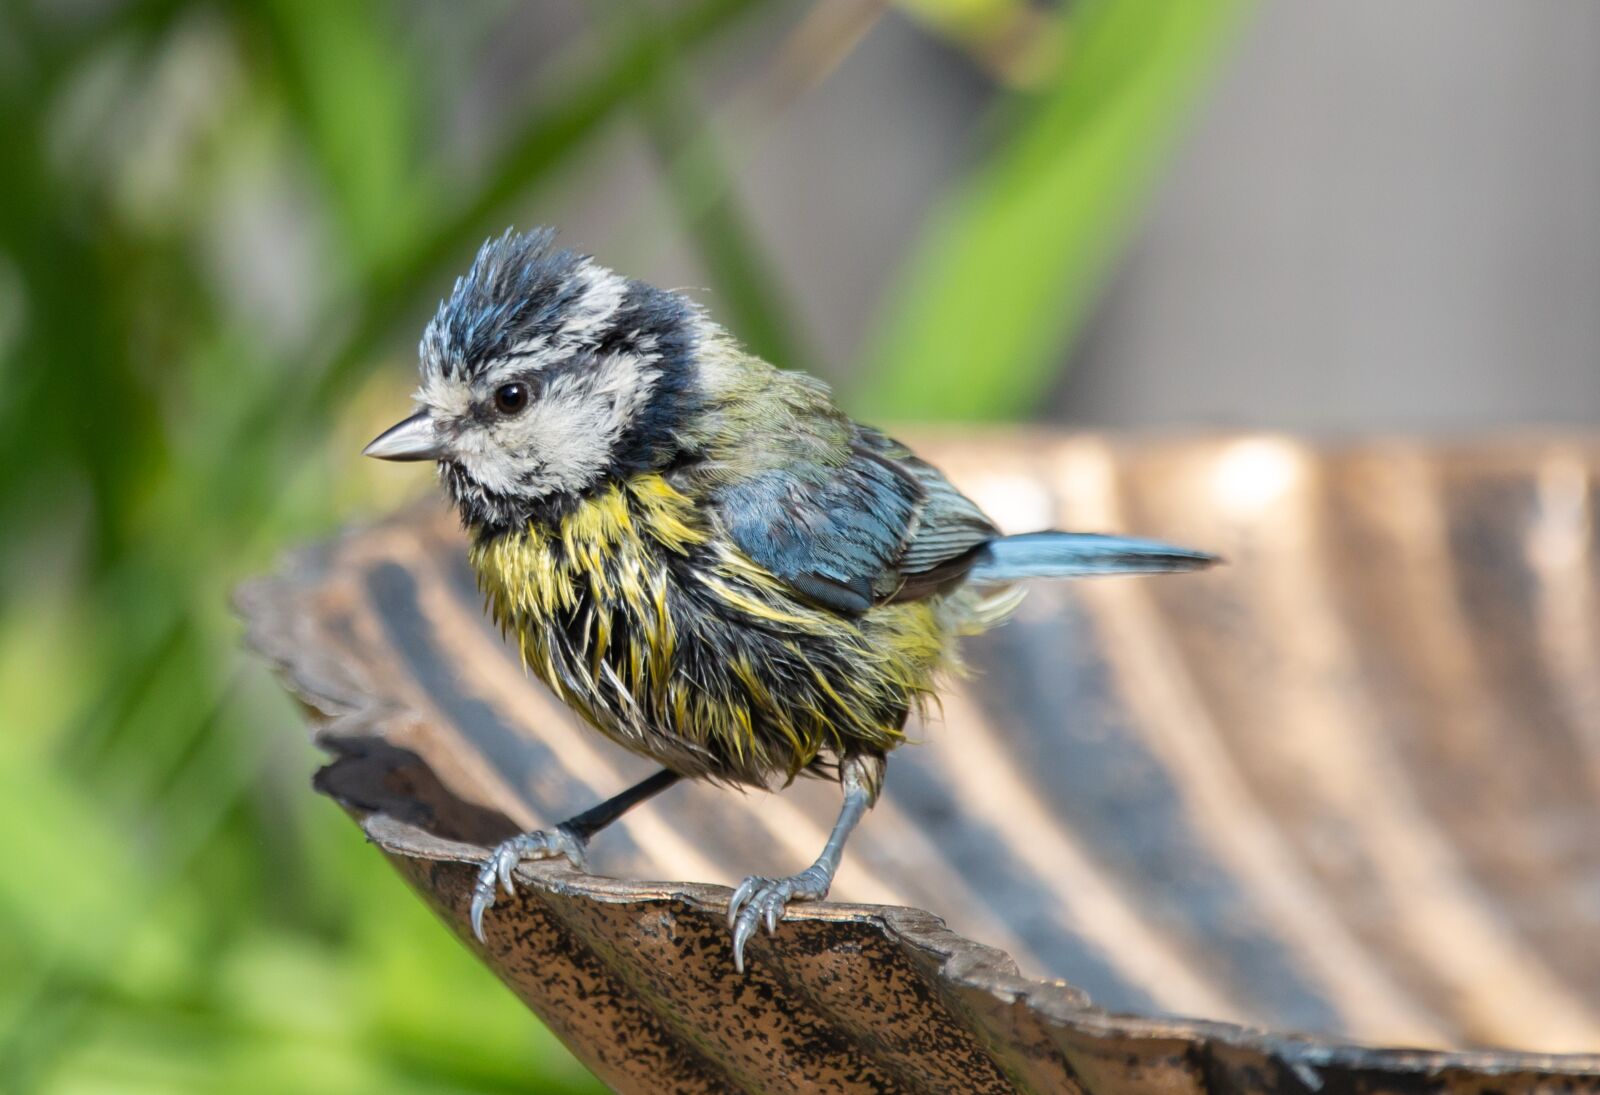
449, 424, 523, 497
457, 353, 661, 499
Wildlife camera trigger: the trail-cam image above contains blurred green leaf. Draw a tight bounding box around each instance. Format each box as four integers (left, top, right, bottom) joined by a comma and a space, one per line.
855, 0, 1253, 420
250, 0, 422, 269
619, 0, 811, 371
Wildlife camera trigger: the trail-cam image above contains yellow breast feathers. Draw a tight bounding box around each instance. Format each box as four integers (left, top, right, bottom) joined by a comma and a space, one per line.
470, 474, 950, 784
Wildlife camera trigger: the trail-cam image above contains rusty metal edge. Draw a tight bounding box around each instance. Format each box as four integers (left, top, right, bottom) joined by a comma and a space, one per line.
235, 472, 1600, 1090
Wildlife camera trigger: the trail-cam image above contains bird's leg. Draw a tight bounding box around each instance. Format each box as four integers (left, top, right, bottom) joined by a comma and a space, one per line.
470, 768, 681, 942
727, 753, 885, 972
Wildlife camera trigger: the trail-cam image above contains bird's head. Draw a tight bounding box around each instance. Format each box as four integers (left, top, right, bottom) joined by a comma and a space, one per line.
364, 228, 701, 533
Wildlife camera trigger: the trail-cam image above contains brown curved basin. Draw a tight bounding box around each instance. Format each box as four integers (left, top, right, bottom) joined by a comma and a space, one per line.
240, 432, 1600, 1093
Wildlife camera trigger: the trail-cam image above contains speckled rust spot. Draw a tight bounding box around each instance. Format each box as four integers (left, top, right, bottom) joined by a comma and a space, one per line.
241, 433, 1600, 1093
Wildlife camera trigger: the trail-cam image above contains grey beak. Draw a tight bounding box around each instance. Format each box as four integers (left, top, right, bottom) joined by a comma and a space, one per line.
363, 411, 444, 462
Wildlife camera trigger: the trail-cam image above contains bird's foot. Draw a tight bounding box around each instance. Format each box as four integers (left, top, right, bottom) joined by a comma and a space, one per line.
726, 864, 832, 973
470, 826, 587, 943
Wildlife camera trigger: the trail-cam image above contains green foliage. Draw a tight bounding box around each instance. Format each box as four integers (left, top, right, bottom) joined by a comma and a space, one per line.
0, 2, 1244, 1091
857, 0, 1253, 419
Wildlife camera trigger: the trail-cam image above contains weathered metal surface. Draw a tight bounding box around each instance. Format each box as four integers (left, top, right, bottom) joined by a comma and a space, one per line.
240, 433, 1600, 1093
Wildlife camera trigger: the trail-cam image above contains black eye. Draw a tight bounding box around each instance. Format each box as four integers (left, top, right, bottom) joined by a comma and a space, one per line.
493, 382, 529, 415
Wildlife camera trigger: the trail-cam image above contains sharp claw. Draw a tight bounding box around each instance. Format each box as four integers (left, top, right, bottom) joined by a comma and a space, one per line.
724, 868, 838, 972
731, 912, 754, 973
470, 858, 499, 943
728, 876, 758, 927
471, 830, 581, 943
471, 889, 490, 943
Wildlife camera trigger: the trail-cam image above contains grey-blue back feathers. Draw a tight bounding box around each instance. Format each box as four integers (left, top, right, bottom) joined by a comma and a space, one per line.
713, 418, 1212, 617
965, 532, 1218, 583
718, 451, 923, 615
714, 430, 999, 616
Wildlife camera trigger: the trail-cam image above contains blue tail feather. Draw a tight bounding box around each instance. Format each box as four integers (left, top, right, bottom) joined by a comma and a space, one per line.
965, 531, 1217, 583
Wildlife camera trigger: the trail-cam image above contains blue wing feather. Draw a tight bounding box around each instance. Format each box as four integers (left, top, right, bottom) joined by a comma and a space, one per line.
714, 432, 1214, 617
965, 532, 1217, 581
716, 433, 995, 615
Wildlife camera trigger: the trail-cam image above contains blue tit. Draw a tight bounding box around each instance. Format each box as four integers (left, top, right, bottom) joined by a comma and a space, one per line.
365, 228, 1215, 971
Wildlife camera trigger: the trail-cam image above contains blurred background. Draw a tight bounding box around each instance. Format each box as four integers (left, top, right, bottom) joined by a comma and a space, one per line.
1, 1, 1595, 1091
